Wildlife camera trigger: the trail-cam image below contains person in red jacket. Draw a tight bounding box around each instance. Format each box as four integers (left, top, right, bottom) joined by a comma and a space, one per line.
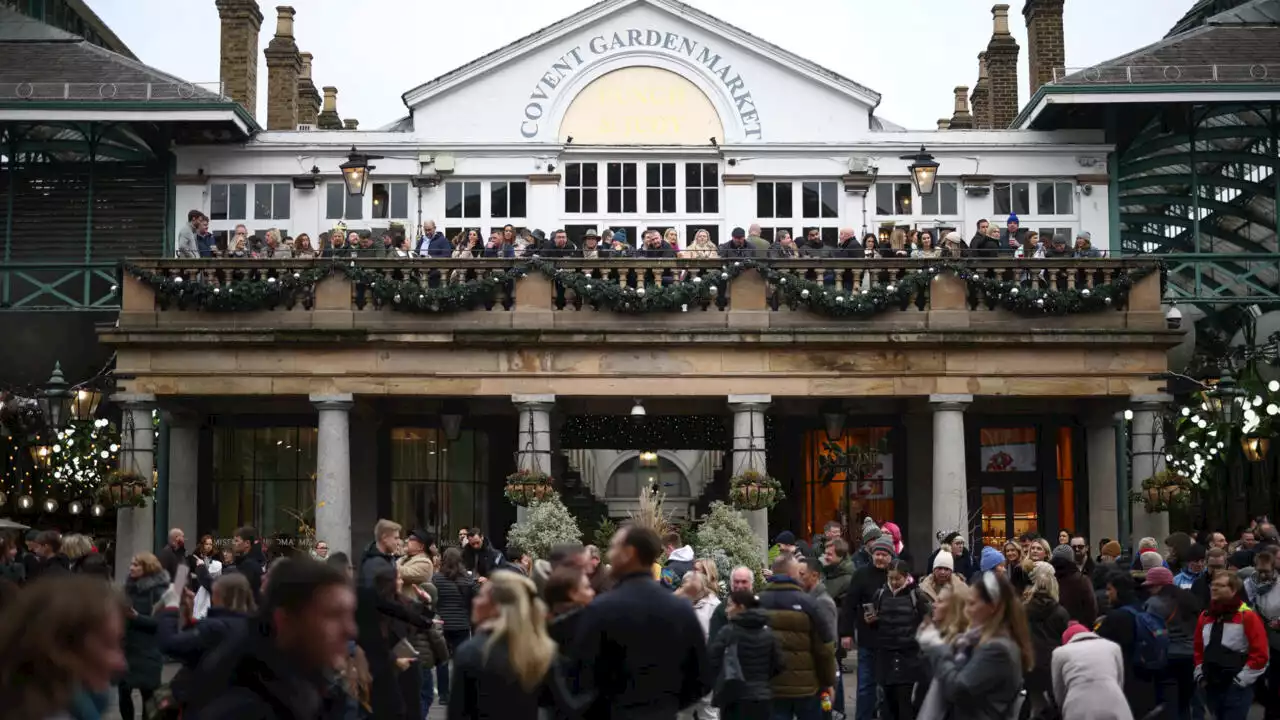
1194, 569, 1269, 720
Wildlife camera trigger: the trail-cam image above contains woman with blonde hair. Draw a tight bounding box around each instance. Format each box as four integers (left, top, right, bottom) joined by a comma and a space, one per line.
0, 575, 128, 719
685, 228, 718, 259
931, 582, 972, 644
664, 228, 681, 251
450, 570, 557, 719
61, 533, 94, 572
1024, 561, 1069, 716
120, 552, 170, 720
917, 571, 1035, 719
694, 557, 721, 597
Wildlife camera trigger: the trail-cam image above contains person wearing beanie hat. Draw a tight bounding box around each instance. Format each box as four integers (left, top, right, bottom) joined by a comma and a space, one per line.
1174, 543, 1206, 590
1050, 547, 1099, 628
774, 531, 798, 555
1141, 567, 1173, 588
1144, 564, 1202, 719
933, 551, 954, 572
920, 550, 964, 602
868, 536, 896, 558
980, 546, 1006, 575
841, 524, 895, 719
1051, 620, 1131, 720
1101, 540, 1122, 561
852, 526, 882, 571
928, 532, 975, 584
1051, 544, 1076, 566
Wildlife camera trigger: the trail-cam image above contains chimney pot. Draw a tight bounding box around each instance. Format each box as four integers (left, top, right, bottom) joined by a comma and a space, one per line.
299, 51, 313, 79
992, 4, 1011, 35
317, 86, 342, 129
938, 119, 951, 130
950, 86, 974, 129
274, 5, 296, 38
978, 51, 989, 80
322, 86, 337, 112
343, 118, 359, 130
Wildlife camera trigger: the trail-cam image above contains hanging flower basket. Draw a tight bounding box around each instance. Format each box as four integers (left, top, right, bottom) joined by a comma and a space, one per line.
728, 469, 785, 511
1129, 470, 1191, 513
504, 469, 555, 507
96, 470, 153, 509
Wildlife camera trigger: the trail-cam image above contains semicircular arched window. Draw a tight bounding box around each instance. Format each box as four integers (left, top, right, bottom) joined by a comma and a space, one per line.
605, 455, 691, 498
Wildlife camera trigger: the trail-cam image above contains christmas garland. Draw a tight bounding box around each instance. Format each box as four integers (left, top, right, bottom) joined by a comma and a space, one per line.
124, 264, 332, 312
123, 259, 1161, 318
48, 418, 119, 501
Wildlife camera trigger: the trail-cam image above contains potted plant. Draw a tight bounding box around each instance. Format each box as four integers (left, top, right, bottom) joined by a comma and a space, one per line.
1130, 470, 1191, 513
504, 468, 555, 506
728, 468, 785, 511
97, 470, 153, 509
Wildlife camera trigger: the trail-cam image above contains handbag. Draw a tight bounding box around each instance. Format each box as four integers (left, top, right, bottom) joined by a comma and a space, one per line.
712, 639, 745, 709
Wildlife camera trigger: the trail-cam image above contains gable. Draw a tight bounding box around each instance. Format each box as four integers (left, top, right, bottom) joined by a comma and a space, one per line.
403, 0, 881, 144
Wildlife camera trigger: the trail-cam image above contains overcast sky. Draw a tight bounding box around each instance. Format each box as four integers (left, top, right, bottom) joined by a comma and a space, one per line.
90, 0, 1187, 131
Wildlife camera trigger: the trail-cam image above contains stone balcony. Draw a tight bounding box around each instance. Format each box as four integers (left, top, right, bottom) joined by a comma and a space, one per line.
103, 257, 1178, 399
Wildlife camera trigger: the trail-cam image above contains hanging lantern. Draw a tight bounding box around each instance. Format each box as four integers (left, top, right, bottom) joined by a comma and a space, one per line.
339, 146, 381, 197
1207, 370, 1246, 425
41, 497, 58, 513
901, 146, 940, 198
68, 500, 83, 515
90, 503, 105, 517
17, 494, 33, 511
71, 386, 103, 421
38, 361, 73, 430
1242, 435, 1271, 463
28, 444, 52, 467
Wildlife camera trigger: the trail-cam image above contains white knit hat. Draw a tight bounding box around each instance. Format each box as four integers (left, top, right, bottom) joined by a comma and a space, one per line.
933, 550, 955, 571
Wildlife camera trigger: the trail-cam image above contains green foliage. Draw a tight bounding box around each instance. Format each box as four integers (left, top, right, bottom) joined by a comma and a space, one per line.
727, 469, 784, 511
506, 494, 583, 560
537, 258, 740, 313
48, 418, 119, 501
591, 517, 619, 549
125, 264, 331, 312
344, 263, 526, 313
695, 501, 765, 578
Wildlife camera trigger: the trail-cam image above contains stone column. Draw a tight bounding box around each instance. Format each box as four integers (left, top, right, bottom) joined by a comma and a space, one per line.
1130, 394, 1173, 546
728, 395, 771, 561
1086, 412, 1121, 544
113, 393, 156, 583
513, 395, 555, 524
165, 410, 200, 544
930, 394, 972, 542
312, 394, 354, 557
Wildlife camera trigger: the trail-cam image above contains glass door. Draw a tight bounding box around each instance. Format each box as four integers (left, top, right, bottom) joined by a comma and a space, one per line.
972, 427, 1041, 548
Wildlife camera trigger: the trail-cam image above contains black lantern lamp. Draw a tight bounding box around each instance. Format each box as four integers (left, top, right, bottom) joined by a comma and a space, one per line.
340, 147, 382, 197
1207, 369, 1246, 425
902, 146, 940, 198
71, 384, 102, 421
38, 362, 73, 431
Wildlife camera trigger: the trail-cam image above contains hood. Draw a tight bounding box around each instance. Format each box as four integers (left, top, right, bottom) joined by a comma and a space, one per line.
809, 580, 830, 599
195, 628, 331, 720
129, 569, 172, 594
1026, 592, 1059, 619
824, 556, 854, 579
668, 545, 695, 562
732, 607, 770, 630
1051, 556, 1079, 578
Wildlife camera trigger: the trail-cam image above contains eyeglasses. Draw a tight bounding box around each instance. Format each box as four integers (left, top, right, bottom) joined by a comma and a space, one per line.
1070, 544, 1086, 550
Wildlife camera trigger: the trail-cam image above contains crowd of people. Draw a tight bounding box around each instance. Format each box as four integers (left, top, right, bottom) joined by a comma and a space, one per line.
1, 514, 1272, 720
175, 213, 1106, 263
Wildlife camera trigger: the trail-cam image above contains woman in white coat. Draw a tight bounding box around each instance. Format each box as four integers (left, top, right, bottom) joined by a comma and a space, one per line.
1051, 621, 1134, 720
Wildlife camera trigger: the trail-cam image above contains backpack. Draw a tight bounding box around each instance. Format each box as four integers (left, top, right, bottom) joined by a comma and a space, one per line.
1121, 605, 1170, 671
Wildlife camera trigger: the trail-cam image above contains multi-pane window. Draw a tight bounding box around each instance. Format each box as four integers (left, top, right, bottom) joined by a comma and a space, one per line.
874, 182, 913, 216
756, 181, 794, 241
490, 181, 528, 219
444, 181, 482, 219
606, 162, 638, 214
1036, 182, 1074, 215
252, 183, 290, 221
993, 182, 1031, 217
685, 163, 719, 214
920, 182, 960, 216
390, 427, 490, 540
802, 181, 839, 245
1037, 227, 1074, 246
372, 182, 409, 220
325, 183, 363, 220
210, 183, 247, 221
211, 427, 318, 540
645, 163, 676, 214
564, 162, 599, 214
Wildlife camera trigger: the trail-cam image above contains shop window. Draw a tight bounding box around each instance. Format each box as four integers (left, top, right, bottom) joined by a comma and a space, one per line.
685, 162, 719, 214
210, 183, 247, 221
993, 182, 1031, 217
606, 162, 638, 214
211, 427, 318, 544
372, 182, 409, 220
644, 162, 677, 214
803, 181, 839, 219
490, 181, 527, 219
979, 428, 1037, 473
390, 427, 490, 540
1037, 181, 1074, 215
253, 183, 291, 221
444, 181, 481, 219
1056, 426, 1075, 533
802, 428, 893, 538
874, 182, 912, 216
564, 162, 598, 214
326, 183, 362, 220
920, 182, 959, 216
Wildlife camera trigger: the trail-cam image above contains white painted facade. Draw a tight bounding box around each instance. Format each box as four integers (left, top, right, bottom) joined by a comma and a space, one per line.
173, 0, 1115, 253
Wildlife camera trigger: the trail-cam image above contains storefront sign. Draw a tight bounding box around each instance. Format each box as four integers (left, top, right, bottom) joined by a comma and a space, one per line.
519, 28, 763, 141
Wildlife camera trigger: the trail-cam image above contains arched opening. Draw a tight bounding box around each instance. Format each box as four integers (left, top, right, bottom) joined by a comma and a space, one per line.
605, 455, 691, 499
558, 66, 725, 145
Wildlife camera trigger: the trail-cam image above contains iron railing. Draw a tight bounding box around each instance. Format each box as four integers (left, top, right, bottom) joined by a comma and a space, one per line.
1052, 64, 1280, 85
0, 81, 226, 102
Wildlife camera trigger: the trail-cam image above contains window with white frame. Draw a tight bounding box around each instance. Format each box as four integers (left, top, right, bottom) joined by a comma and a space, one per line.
920, 182, 960, 217
802, 180, 839, 245
606, 162, 638, 214
440, 180, 529, 240
685, 163, 719, 214
444, 181, 482, 220
646, 163, 676, 214
372, 182, 410, 220
490, 181, 527, 220
325, 183, 363, 221
874, 182, 913, 216
210, 183, 247, 222
991, 180, 1078, 239
1036, 181, 1074, 216
992, 182, 1031, 218
755, 180, 794, 242
565, 162, 599, 214
252, 183, 290, 222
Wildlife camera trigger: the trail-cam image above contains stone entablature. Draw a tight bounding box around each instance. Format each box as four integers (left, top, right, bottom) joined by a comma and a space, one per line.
104, 258, 1175, 399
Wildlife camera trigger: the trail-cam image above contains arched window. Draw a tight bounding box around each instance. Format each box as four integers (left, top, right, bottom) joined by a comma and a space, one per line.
605, 455, 691, 498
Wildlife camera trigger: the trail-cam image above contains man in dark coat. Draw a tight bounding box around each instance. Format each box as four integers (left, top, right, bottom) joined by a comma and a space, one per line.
358, 518, 402, 587
226, 526, 266, 601
462, 528, 504, 578
28, 530, 70, 580
1050, 546, 1099, 627
573, 525, 709, 719
157, 528, 186, 579
719, 227, 759, 258
536, 229, 580, 258
842, 536, 893, 720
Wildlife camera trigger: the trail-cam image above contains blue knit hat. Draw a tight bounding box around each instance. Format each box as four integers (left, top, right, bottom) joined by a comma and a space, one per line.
980, 546, 1005, 573
1007, 212, 1020, 225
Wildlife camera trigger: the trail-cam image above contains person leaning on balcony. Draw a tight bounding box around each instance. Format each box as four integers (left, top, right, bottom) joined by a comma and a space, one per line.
834, 227, 864, 258
940, 231, 968, 258
685, 228, 718, 258
664, 228, 682, 251
195, 214, 218, 257
484, 228, 515, 258
537, 229, 580, 258
800, 227, 833, 258
176, 209, 202, 258
747, 223, 771, 255
719, 227, 759, 258
1044, 233, 1072, 259
226, 225, 250, 258
1073, 232, 1102, 258
416, 220, 449, 256
768, 230, 800, 259
263, 228, 290, 258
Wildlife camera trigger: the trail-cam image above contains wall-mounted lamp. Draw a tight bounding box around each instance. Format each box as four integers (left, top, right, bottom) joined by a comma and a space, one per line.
291, 165, 321, 190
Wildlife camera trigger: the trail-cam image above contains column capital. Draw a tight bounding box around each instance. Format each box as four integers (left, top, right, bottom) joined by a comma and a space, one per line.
512, 393, 556, 408
159, 408, 202, 428
110, 392, 156, 411
929, 394, 973, 411
310, 393, 354, 412
728, 394, 771, 409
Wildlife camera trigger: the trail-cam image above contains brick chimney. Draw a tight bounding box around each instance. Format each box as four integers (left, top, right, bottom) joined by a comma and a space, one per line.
986, 4, 1021, 129
317, 87, 342, 129
937, 119, 951, 130
264, 6, 302, 130
970, 52, 992, 130
1024, 0, 1066, 97
949, 86, 974, 129
297, 52, 321, 126
343, 119, 360, 130
215, 0, 262, 118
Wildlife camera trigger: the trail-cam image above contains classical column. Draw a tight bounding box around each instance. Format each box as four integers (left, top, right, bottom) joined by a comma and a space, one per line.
728, 394, 771, 560
312, 394, 354, 557
1086, 411, 1121, 545
1130, 394, 1173, 546
513, 394, 555, 524
113, 393, 156, 583
165, 410, 200, 545
930, 394, 972, 542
